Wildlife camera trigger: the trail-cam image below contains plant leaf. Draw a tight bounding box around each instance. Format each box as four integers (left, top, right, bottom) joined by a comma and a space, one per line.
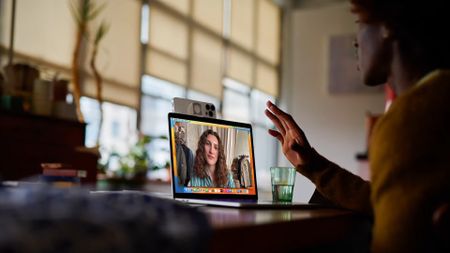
88, 2, 107, 21
94, 21, 110, 45
81, 0, 91, 23
69, 0, 82, 25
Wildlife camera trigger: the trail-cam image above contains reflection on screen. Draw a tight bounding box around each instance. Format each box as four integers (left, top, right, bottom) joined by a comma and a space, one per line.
170, 117, 256, 195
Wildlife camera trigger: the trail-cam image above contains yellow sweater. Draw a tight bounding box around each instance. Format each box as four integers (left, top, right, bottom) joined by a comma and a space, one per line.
298, 69, 450, 253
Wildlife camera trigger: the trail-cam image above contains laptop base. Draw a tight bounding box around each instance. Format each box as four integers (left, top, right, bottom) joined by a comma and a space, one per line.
176, 198, 323, 209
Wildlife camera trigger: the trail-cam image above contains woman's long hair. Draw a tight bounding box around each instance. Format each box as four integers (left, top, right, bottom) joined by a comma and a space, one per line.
193, 129, 229, 187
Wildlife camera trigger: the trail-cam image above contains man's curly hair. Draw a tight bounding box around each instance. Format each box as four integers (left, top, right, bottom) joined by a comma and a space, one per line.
350, 0, 450, 72
193, 129, 229, 187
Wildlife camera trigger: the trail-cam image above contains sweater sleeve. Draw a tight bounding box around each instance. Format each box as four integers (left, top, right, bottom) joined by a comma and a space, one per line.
297, 149, 373, 215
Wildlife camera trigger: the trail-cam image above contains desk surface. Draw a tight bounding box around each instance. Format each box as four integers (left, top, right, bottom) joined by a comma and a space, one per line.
201, 206, 369, 253
90, 188, 370, 252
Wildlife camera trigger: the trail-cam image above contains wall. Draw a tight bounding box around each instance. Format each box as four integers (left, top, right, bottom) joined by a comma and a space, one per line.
279, 2, 385, 202
235, 130, 250, 158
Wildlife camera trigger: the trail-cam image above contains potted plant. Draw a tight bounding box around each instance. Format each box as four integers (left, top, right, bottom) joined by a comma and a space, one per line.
97, 134, 167, 190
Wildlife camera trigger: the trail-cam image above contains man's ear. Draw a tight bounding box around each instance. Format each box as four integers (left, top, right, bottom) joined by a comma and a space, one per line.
433, 202, 450, 250
381, 24, 392, 40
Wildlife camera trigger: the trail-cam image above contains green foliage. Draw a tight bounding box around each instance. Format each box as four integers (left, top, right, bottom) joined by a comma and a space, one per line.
103, 134, 169, 179
94, 21, 110, 45
69, 0, 106, 26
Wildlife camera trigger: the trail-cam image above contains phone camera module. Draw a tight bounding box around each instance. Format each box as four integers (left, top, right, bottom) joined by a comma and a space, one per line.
193, 103, 202, 115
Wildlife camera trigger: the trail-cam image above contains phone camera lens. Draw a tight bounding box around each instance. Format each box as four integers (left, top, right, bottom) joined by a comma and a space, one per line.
206, 104, 210, 110
210, 104, 215, 111
208, 111, 213, 117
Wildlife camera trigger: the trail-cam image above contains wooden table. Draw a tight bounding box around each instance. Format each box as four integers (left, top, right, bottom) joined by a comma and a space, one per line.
201, 206, 371, 253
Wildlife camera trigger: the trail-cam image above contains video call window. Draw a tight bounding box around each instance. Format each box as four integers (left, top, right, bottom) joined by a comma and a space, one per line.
170, 118, 256, 195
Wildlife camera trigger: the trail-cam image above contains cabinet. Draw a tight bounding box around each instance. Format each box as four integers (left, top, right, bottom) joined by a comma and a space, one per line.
0, 111, 98, 183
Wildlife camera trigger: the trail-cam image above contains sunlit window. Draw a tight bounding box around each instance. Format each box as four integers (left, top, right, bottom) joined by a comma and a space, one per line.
140, 75, 184, 173
81, 97, 101, 148
222, 78, 277, 191
222, 79, 250, 122
138, 0, 281, 184
81, 97, 137, 158
251, 89, 275, 127
0, 0, 281, 187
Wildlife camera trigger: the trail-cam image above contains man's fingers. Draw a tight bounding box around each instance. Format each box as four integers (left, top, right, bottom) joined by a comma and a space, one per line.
267, 100, 303, 133
266, 100, 288, 118
265, 109, 286, 135
268, 129, 284, 144
266, 101, 293, 130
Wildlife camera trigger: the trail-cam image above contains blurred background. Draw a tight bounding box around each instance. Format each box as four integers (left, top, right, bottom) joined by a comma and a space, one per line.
0, 0, 385, 201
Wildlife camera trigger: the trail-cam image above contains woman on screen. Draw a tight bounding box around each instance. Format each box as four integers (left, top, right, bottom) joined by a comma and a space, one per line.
188, 129, 235, 188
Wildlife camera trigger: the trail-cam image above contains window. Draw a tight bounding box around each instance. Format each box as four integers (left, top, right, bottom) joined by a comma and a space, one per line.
81, 97, 137, 159
222, 78, 250, 122
143, 0, 280, 97
222, 79, 277, 191
251, 89, 277, 190
0, 0, 281, 185
139, 0, 281, 184
251, 89, 275, 126
140, 75, 184, 173
81, 97, 101, 148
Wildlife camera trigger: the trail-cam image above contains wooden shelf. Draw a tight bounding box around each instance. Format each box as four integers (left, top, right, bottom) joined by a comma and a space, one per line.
0, 111, 98, 183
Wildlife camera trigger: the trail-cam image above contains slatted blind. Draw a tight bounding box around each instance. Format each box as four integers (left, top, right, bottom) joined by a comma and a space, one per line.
147, 0, 281, 98
1, 0, 142, 108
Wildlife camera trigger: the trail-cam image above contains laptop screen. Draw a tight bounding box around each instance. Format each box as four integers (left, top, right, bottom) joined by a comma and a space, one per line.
168, 113, 258, 200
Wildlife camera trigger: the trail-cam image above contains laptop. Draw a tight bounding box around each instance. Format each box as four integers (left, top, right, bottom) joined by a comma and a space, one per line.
168, 112, 320, 209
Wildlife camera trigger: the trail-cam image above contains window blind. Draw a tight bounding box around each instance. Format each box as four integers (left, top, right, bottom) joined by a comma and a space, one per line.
1, 0, 142, 109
